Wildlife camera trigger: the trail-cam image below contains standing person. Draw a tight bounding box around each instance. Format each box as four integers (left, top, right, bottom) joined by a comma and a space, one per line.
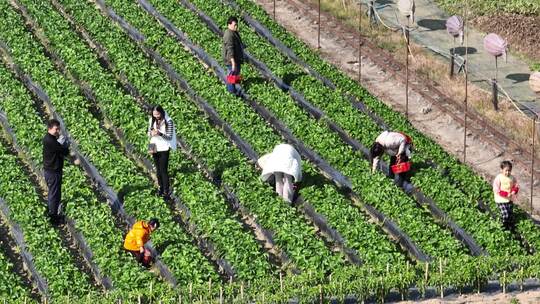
42, 119, 69, 225
148, 105, 176, 199
222, 16, 245, 96
123, 218, 160, 267
258, 144, 302, 203
370, 131, 413, 186
493, 161, 519, 231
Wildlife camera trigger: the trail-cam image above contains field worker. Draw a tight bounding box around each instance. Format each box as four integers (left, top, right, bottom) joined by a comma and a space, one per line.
148, 105, 176, 199
124, 218, 160, 267
370, 131, 413, 186
493, 161, 519, 231
222, 16, 245, 96
258, 144, 302, 203
42, 119, 70, 225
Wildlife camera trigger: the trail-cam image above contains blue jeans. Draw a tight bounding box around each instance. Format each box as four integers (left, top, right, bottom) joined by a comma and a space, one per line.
226, 64, 241, 95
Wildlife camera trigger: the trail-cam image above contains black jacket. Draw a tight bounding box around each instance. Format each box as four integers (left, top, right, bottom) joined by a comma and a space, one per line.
42, 133, 69, 172
222, 29, 244, 66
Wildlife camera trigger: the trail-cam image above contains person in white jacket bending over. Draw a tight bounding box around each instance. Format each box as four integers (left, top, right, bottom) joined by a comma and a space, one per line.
148, 105, 176, 198
370, 131, 413, 185
258, 144, 302, 203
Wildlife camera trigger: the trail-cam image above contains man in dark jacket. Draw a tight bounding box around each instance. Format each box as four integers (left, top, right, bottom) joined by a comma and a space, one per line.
42, 119, 69, 225
222, 16, 244, 95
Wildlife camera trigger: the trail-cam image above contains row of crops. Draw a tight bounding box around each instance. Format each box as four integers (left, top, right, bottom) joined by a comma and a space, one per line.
0, 0, 540, 302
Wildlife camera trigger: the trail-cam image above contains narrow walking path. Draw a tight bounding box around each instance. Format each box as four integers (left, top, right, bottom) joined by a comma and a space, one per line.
374, 0, 539, 115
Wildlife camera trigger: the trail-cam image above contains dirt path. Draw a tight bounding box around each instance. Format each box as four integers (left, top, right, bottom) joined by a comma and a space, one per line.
254, 0, 540, 217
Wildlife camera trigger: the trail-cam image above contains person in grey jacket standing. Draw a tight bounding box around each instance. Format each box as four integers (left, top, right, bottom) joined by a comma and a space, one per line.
42, 119, 69, 225
222, 16, 244, 96
148, 105, 176, 199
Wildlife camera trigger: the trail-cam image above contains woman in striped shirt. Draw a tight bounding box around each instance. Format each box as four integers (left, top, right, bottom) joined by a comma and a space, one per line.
148, 105, 176, 198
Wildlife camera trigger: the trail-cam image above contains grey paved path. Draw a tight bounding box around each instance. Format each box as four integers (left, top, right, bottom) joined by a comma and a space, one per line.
373, 0, 540, 116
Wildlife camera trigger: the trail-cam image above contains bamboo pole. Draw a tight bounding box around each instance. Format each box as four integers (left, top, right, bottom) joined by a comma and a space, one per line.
405, 19, 410, 118
531, 115, 537, 212
358, 0, 362, 83
273, 0, 276, 19
463, 0, 469, 163
318, 0, 321, 49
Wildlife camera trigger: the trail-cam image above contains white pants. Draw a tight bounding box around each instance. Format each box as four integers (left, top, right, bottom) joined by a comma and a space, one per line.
275, 172, 294, 202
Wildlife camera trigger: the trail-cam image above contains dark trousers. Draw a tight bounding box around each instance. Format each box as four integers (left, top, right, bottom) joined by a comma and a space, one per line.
125, 249, 152, 267
153, 150, 170, 195
226, 64, 241, 95
390, 154, 409, 187
44, 170, 62, 217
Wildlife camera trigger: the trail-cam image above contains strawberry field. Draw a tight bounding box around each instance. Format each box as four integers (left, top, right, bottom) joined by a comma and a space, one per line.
1, 0, 540, 302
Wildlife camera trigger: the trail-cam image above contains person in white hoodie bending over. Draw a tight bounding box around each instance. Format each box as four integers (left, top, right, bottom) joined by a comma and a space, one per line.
370, 131, 413, 186
148, 105, 176, 198
257, 144, 302, 203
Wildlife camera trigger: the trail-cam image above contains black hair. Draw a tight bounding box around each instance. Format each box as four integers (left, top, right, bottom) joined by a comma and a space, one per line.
47, 119, 61, 129
151, 105, 166, 118
369, 142, 384, 162
500, 160, 513, 170
151, 105, 166, 127
227, 16, 238, 25
148, 218, 160, 229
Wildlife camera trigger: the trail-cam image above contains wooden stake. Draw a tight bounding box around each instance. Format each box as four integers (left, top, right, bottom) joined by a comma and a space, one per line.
319, 285, 323, 304
439, 259, 444, 298
279, 272, 283, 292
208, 277, 212, 293
219, 286, 223, 304
189, 282, 193, 302
503, 270, 506, 293
138, 295, 142, 304
273, 0, 276, 19
240, 282, 244, 300
521, 267, 524, 291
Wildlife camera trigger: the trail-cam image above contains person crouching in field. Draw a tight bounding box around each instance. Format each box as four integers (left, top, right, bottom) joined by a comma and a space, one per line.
493, 161, 519, 231
258, 144, 302, 203
124, 218, 160, 267
370, 131, 413, 187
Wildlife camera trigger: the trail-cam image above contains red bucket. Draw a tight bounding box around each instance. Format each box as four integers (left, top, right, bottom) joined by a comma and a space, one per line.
226, 74, 242, 84
391, 161, 411, 174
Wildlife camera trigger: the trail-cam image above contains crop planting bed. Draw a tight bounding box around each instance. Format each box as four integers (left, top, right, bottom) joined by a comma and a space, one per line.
0, 0, 540, 301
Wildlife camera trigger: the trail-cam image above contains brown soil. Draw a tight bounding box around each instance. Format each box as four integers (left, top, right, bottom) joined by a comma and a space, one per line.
472, 14, 540, 64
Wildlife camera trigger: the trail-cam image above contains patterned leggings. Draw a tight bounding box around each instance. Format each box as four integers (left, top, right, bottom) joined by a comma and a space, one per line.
497, 202, 513, 230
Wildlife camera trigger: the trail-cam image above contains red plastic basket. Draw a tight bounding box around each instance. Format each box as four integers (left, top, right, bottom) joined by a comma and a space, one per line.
391, 161, 411, 174
226, 74, 242, 84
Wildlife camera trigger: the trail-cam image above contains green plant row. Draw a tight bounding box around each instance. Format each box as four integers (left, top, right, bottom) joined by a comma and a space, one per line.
119, 0, 467, 258
209, 0, 540, 252
100, 0, 413, 265
0, 53, 174, 297
20, 0, 275, 282
122, 0, 409, 267
2, 0, 222, 286
231, 0, 540, 246
0, 184, 35, 301
178, 0, 528, 257
0, 89, 93, 299
57, 0, 349, 274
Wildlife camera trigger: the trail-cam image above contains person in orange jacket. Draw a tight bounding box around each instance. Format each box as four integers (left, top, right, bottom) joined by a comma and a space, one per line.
124, 218, 160, 267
